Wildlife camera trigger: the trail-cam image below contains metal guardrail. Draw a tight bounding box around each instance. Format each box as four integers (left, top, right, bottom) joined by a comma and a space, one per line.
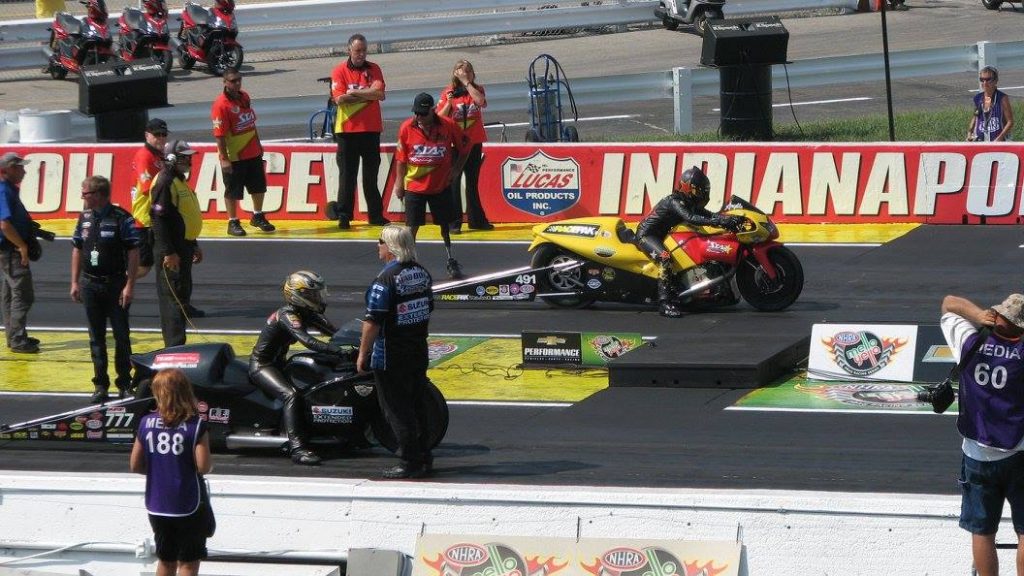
0, 0, 858, 70
50, 39, 1022, 140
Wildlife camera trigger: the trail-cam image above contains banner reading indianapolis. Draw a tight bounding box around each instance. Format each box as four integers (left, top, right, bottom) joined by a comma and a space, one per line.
5, 142, 1023, 223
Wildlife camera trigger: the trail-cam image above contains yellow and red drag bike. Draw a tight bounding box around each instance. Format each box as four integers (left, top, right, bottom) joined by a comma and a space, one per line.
527, 196, 803, 311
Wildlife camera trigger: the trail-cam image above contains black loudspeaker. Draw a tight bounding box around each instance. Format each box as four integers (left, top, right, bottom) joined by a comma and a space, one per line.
95, 109, 148, 143
78, 61, 168, 115
700, 16, 789, 67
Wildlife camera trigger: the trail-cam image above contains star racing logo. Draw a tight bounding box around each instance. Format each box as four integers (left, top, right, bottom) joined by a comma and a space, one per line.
820, 330, 908, 377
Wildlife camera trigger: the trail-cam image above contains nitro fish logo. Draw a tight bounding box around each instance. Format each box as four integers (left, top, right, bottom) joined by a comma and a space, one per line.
821, 331, 907, 377
796, 382, 930, 410
502, 150, 581, 217
590, 335, 635, 361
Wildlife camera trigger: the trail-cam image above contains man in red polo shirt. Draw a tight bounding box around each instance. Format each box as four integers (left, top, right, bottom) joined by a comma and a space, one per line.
211, 68, 275, 237
330, 33, 389, 230
391, 93, 470, 280
129, 118, 167, 280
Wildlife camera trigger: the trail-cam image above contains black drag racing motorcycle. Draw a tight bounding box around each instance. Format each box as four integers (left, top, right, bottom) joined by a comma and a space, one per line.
0, 325, 448, 456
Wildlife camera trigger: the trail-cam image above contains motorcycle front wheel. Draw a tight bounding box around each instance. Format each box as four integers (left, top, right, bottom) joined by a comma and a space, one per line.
530, 244, 596, 308
736, 246, 803, 312
371, 380, 449, 453
206, 41, 243, 76
982, 0, 1002, 9
157, 49, 174, 74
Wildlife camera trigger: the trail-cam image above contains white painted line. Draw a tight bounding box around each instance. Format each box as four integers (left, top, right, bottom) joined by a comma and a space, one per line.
449, 400, 573, 408
726, 406, 954, 415
789, 242, 882, 247
712, 96, 872, 112
969, 85, 1024, 93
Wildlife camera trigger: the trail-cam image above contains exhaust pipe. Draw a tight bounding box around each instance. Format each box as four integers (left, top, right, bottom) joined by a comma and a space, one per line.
675, 267, 737, 300
225, 434, 288, 450
41, 45, 54, 58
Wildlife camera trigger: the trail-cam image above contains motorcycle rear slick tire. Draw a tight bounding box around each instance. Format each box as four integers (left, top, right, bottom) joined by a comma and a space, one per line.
736, 246, 803, 311
371, 380, 449, 454
49, 60, 68, 80
530, 244, 596, 309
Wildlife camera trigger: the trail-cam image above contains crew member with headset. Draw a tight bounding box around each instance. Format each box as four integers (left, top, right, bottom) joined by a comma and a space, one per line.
70, 175, 141, 403
249, 271, 348, 465
634, 166, 745, 318
150, 140, 204, 347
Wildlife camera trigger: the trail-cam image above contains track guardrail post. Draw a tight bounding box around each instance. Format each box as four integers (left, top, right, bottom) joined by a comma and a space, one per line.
673, 67, 694, 135
976, 41, 995, 73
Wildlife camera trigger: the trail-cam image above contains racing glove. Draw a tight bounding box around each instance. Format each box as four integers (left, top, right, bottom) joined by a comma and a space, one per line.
718, 215, 746, 232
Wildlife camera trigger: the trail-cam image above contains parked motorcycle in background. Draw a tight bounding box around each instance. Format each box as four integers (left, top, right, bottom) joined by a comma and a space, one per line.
117, 0, 173, 74
177, 0, 243, 76
655, 0, 725, 36
43, 0, 115, 79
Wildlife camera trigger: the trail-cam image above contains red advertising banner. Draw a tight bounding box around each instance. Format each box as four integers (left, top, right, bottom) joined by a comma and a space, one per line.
3, 142, 1022, 224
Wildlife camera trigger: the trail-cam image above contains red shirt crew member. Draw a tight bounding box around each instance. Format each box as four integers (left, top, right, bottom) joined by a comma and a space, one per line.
329, 33, 389, 229
392, 92, 471, 279
130, 117, 169, 279
211, 68, 275, 237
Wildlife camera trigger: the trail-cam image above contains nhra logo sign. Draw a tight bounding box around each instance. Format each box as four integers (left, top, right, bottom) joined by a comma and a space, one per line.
501, 151, 581, 217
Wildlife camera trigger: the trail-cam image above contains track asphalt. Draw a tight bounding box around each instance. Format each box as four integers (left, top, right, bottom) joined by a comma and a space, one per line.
2, 223, 1021, 494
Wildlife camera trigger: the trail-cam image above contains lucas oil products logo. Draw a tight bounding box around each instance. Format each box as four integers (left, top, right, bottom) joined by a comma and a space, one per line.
502, 151, 581, 217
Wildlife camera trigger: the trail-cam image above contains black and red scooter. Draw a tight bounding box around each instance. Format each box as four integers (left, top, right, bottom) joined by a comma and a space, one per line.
43, 0, 116, 80
177, 0, 243, 75
117, 0, 174, 74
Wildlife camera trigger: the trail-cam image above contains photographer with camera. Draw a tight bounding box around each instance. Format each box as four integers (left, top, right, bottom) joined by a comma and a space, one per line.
939, 293, 1024, 576
437, 59, 492, 234
0, 152, 39, 354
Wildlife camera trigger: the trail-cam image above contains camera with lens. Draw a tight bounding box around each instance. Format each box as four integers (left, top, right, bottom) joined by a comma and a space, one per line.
917, 379, 956, 414
448, 86, 468, 98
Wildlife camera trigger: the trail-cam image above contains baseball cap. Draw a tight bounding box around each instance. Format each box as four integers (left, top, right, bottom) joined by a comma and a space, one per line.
146, 118, 169, 135
163, 140, 197, 158
411, 92, 434, 115
0, 152, 30, 169
993, 294, 1024, 330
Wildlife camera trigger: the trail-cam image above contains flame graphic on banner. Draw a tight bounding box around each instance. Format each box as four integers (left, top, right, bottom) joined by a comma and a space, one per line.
526, 555, 570, 575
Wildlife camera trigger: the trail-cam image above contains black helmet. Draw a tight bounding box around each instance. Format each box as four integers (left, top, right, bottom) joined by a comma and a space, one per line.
283, 270, 327, 314
674, 166, 711, 208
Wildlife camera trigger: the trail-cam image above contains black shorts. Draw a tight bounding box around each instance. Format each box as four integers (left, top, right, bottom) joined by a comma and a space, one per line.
137, 227, 154, 268
224, 156, 267, 200
149, 512, 208, 562
404, 191, 455, 227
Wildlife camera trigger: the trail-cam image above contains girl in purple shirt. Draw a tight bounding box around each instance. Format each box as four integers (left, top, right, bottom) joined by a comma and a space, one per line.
130, 369, 212, 576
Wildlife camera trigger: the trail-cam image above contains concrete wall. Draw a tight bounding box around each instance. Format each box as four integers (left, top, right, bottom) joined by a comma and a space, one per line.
0, 470, 1014, 575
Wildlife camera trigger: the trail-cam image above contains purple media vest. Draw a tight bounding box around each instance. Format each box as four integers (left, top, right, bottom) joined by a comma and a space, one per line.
137, 412, 206, 516
957, 332, 1024, 450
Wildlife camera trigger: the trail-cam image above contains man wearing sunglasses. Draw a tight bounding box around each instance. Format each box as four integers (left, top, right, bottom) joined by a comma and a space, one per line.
391, 92, 471, 280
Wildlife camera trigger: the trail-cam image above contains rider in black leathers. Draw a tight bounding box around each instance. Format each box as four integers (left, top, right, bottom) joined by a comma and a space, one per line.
249, 270, 346, 465
635, 166, 744, 318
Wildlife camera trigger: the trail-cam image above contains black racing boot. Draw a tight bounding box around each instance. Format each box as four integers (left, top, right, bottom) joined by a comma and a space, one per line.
657, 267, 682, 318
291, 447, 321, 465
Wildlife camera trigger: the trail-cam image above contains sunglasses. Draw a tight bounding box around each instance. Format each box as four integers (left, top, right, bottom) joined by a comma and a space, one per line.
979, 77, 995, 82
414, 110, 430, 116
378, 239, 385, 245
